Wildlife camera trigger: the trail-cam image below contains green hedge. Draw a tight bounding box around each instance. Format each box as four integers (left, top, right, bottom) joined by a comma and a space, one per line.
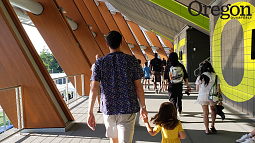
0, 111, 11, 127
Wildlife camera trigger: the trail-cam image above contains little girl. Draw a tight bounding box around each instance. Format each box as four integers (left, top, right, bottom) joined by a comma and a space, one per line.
143, 102, 186, 143
195, 61, 222, 134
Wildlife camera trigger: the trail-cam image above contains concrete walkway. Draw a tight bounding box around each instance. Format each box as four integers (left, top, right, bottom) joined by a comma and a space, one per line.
3, 84, 255, 143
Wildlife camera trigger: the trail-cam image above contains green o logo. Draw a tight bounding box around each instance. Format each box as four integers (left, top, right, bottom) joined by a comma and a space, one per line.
212, 2, 255, 102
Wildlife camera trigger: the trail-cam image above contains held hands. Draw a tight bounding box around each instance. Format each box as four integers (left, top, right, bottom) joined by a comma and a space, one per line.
140, 108, 148, 122
142, 116, 149, 123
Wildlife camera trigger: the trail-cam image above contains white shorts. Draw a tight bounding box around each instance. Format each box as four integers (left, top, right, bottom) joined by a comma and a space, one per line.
103, 113, 136, 143
198, 100, 217, 106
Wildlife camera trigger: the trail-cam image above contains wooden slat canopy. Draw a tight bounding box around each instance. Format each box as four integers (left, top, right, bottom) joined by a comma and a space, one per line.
0, 0, 74, 128
146, 31, 168, 60
127, 21, 154, 60
112, 12, 146, 64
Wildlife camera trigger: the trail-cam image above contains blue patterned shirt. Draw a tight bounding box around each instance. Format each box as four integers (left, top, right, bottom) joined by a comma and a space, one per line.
91, 51, 144, 115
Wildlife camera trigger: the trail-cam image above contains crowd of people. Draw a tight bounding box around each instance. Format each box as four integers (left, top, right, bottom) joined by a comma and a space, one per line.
87, 30, 252, 143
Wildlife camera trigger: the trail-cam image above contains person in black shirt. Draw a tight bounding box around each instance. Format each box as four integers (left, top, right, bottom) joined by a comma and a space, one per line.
150, 53, 163, 93
162, 58, 166, 67
164, 52, 191, 115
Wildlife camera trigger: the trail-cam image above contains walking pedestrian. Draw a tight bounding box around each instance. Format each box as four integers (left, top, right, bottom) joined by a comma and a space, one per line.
195, 61, 222, 134
88, 31, 147, 143
143, 62, 150, 89
164, 52, 190, 116
142, 102, 186, 143
150, 53, 163, 93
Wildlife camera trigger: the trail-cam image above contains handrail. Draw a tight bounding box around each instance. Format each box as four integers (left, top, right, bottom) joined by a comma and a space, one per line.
52, 73, 84, 80
0, 85, 21, 92
198, 57, 210, 67
0, 85, 23, 142
194, 57, 210, 77
52, 73, 85, 107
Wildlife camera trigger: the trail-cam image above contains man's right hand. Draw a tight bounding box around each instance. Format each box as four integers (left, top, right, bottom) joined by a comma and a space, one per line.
87, 114, 96, 131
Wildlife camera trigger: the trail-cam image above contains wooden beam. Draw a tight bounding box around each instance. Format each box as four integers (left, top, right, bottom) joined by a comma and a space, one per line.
82, 0, 109, 38
127, 21, 154, 60
57, 0, 109, 57
0, 0, 73, 128
145, 31, 167, 60
96, 1, 132, 55
162, 37, 174, 53
74, 0, 109, 55
112, 12, 146, 63
27, 0, 91, 95
55, 0, 104, 64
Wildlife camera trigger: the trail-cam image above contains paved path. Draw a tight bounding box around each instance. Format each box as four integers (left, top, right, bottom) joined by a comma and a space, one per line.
3, 84, 255, 143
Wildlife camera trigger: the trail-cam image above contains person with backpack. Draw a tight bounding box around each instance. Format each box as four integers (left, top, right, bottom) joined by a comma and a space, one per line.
195, 61, 222, 134
150, 53, 163, 93
164, 52, 190, 116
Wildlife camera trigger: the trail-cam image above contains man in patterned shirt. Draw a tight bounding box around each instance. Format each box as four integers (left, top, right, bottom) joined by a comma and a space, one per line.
88, 31, 147, 143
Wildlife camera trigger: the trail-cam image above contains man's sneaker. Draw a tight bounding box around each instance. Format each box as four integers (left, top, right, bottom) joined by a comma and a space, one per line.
236, 134, 250, 142
243, 137, 255, 143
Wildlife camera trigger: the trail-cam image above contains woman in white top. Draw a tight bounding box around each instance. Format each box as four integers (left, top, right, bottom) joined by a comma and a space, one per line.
195, 61, 222, 134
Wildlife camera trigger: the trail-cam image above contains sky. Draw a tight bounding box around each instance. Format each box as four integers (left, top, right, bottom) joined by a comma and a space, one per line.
22, 24, 51, 54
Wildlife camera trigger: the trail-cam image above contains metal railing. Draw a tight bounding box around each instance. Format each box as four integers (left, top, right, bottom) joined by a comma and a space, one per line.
52, 74, 85, 107
0, 110, 11, 133
194, 57, 211, 76
0, 85, 23, 142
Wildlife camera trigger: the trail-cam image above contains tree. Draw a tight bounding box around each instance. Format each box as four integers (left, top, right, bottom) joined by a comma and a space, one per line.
39, 48, 63, 73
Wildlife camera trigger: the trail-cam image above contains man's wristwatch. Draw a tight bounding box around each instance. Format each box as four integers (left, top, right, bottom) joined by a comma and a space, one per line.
141, 105, 146, 109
